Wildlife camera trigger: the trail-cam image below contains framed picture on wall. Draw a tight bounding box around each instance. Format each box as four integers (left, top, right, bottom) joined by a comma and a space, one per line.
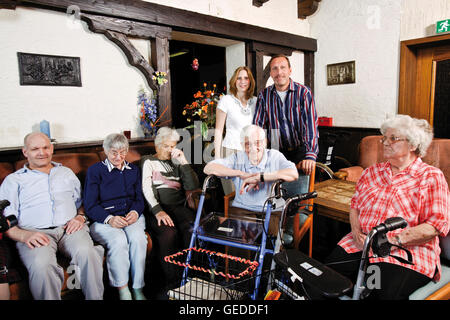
327, 60, 355, 85
17, 52, 82, 86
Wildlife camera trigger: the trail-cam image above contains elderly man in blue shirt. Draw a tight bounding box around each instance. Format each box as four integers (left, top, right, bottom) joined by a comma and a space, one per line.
204, 124, 298, 236
0, 132, 104, 300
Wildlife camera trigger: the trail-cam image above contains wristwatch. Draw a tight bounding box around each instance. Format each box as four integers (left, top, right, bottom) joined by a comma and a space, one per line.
260, 172, 265, 182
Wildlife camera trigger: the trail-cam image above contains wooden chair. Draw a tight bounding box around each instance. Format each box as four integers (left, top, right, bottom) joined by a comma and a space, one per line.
291, 164, 315, 256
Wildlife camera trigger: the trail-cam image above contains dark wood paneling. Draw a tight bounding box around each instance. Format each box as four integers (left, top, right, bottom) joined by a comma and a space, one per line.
81, 13, 172, 39
304, 51, 315, 92
151, 36, 172, 127
318, 126, 380, 168
254, 52, 265, 94
11, 0, 317, 52
298, 0, 322, 19
253, 0, 270, 7
0, 0, 17, 9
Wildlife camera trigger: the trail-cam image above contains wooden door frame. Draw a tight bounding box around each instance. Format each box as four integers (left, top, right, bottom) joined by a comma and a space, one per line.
246, 41, 315, 94
430, 52, 450, 124
398, 33, 450, 124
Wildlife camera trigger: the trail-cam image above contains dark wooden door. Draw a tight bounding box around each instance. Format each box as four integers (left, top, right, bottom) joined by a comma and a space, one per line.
432, 59, 450, 138
398, 34, 450, 129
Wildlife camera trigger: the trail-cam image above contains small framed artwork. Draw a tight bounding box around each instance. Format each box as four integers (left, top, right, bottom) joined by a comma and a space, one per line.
17, 52, 82, 86
327, 60, 355, 85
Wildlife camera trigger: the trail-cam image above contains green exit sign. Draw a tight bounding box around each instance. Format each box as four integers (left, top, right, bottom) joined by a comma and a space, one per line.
436, 19, 450, 34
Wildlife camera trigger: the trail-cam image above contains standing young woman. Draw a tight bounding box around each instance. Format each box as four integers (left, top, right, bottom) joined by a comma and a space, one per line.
214, 66, 257, 161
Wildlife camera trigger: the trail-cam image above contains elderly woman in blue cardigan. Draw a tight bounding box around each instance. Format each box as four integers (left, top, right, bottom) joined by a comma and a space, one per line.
84, 133, 147, 300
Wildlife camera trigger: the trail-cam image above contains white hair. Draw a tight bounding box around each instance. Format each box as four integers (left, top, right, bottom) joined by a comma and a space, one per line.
380, 114, 433, 157
240, 124, 266, 146
103, 133, 129, 152
154, 127, 180, 147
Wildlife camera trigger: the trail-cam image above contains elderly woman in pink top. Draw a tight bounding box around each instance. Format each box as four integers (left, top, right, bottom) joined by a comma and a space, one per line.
324, 115, 449, 300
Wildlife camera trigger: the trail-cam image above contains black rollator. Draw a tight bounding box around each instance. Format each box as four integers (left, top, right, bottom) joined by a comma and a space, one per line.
273, 215, 413, 300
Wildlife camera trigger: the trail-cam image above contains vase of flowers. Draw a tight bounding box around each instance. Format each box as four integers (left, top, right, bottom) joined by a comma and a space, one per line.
138, 87, 158, 138
138, 71, 169, 138
182, 82, 223, 140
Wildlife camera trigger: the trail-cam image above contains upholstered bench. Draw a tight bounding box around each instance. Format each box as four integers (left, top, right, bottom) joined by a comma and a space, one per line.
335, 136, 450, 186
1, 151, 153, 300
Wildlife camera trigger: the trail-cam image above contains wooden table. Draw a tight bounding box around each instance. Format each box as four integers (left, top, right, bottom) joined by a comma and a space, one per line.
313, 179, 356, 224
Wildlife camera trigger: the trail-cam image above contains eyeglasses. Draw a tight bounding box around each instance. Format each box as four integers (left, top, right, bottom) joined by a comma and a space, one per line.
109, 149, 128, 158
244, 139, 265, 148
380, 136, 407, 145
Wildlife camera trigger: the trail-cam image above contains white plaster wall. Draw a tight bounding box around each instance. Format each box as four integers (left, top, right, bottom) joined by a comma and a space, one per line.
225, 43, 246, 91
143, 0, 310, 37
400, 0, 450, 40
0, 7, 151, 148
309, 0, 402, 128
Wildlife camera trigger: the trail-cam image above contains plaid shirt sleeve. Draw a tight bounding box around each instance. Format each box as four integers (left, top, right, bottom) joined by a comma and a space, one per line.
417, 168, 449, 236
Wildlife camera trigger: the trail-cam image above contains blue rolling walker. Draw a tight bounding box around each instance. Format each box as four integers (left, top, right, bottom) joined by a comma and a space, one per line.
164, 175, 318, 300
188, 175, 282, 299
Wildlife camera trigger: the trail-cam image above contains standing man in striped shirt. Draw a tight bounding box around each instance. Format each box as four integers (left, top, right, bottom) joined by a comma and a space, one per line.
253, 54, 319, 176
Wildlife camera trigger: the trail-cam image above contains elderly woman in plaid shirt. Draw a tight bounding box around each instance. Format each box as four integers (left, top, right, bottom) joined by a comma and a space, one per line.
324, 115, 449, 300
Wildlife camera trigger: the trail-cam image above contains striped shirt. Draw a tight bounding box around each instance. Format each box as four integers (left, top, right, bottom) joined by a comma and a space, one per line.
338, 158, 449, 281
253, 79, 319, 161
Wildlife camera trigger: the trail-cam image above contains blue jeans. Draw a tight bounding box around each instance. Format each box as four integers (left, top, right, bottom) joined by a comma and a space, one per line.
90, 215, 147, 288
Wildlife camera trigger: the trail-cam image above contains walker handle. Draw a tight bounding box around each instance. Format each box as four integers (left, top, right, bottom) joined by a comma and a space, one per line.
374, 217, 408, 233
289, 191, 318, 203
0, 200, 10, 212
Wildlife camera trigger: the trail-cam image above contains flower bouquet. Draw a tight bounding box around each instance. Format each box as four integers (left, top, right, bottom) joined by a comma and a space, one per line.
182, 82, 223, 139
138, 87, 159, 137
152, 71, 168, 86
138, 71, 169, 137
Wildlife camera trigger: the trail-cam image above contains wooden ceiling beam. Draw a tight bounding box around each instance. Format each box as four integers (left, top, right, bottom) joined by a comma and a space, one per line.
298, 0, 322, 19
2, 0, 317, 52
252, 0, 270, 7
